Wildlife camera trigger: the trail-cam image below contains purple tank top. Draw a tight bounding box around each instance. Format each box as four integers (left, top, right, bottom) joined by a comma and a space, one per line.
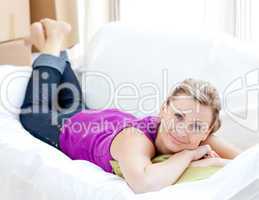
59, 108, 160, 173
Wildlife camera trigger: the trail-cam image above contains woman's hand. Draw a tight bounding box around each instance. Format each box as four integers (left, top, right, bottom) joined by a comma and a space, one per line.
190, 158, 230, 167
188, 145, 221, 161
203, 150, 221, 159
189, 145, 214, 161
201, 135, 241, 159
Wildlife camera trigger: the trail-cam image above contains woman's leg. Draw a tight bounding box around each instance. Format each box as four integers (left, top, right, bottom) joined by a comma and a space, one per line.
20, 19, 71, 148
21, 54, 66, 110
20, 54, 67, 147
58, 50, 88, 110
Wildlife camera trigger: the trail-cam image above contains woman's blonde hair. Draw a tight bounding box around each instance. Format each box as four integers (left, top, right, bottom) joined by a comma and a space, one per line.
166, 78, 221, 134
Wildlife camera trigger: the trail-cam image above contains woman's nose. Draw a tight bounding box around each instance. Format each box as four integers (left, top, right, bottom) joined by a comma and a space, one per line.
177, 131, 188, 139
173, 127, 189, 140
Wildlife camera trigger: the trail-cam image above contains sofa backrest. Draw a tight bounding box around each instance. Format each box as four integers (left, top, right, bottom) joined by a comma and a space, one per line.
82, 23, 259, 148
83, 23, 259, 116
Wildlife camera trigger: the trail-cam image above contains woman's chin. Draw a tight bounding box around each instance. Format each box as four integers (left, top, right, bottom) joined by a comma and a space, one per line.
159, 132, 193, 153
164, 140, 184, 153
162, 134, 184, 153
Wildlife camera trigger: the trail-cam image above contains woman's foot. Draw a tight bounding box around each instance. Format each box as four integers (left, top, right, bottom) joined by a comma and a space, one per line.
40, 18, 71, 56
26, 22, 46, 51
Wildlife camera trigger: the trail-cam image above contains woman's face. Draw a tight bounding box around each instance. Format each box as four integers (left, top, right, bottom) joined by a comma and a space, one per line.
156, 94, 214, 154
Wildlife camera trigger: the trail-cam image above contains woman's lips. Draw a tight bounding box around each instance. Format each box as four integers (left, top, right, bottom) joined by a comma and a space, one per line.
169, 133, 186, 145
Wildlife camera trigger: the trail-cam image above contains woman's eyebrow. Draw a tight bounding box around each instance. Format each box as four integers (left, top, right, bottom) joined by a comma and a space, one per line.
175, 111, 185, 117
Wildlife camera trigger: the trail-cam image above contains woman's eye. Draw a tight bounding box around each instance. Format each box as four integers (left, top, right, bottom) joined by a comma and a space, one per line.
192, 123, 201, 131
175, 113, 183, 120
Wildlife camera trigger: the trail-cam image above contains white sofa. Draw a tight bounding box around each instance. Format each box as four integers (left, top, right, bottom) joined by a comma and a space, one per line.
83, 23, 259, 149
0, 23, 259, 200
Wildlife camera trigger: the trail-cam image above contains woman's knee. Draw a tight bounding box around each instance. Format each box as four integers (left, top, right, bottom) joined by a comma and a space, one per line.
19, 113, 36, 131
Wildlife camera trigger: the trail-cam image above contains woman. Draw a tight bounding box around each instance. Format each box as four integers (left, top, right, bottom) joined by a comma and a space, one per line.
20, 19, 241, 193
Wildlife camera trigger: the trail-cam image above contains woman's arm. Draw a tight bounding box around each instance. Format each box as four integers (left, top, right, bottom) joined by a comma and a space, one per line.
190, 157, 230, 167
111, 127, 212, 193
202, 134, 242, 159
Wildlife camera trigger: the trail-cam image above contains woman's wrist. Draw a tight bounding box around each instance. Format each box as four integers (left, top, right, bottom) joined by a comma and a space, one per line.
190, 158, 230, 167
181, 149, 196, 162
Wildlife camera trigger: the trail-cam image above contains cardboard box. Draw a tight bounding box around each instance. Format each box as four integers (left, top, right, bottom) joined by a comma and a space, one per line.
0, 40, 32, 66
0, 0, 31, 43
30, 0, 79, 49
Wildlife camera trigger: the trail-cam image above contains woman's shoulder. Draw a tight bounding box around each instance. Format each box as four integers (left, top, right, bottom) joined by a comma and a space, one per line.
136, 115, 161, 131
110, 125, 156, 160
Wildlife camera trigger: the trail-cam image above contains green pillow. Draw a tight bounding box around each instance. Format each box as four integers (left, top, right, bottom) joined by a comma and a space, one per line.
110, 154, 222, 184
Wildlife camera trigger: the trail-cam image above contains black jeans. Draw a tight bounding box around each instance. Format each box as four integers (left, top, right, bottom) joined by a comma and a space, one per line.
20, 51, 87, 149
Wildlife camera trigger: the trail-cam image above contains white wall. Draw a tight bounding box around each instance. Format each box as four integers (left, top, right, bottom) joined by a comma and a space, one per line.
120, 0, 235, 34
